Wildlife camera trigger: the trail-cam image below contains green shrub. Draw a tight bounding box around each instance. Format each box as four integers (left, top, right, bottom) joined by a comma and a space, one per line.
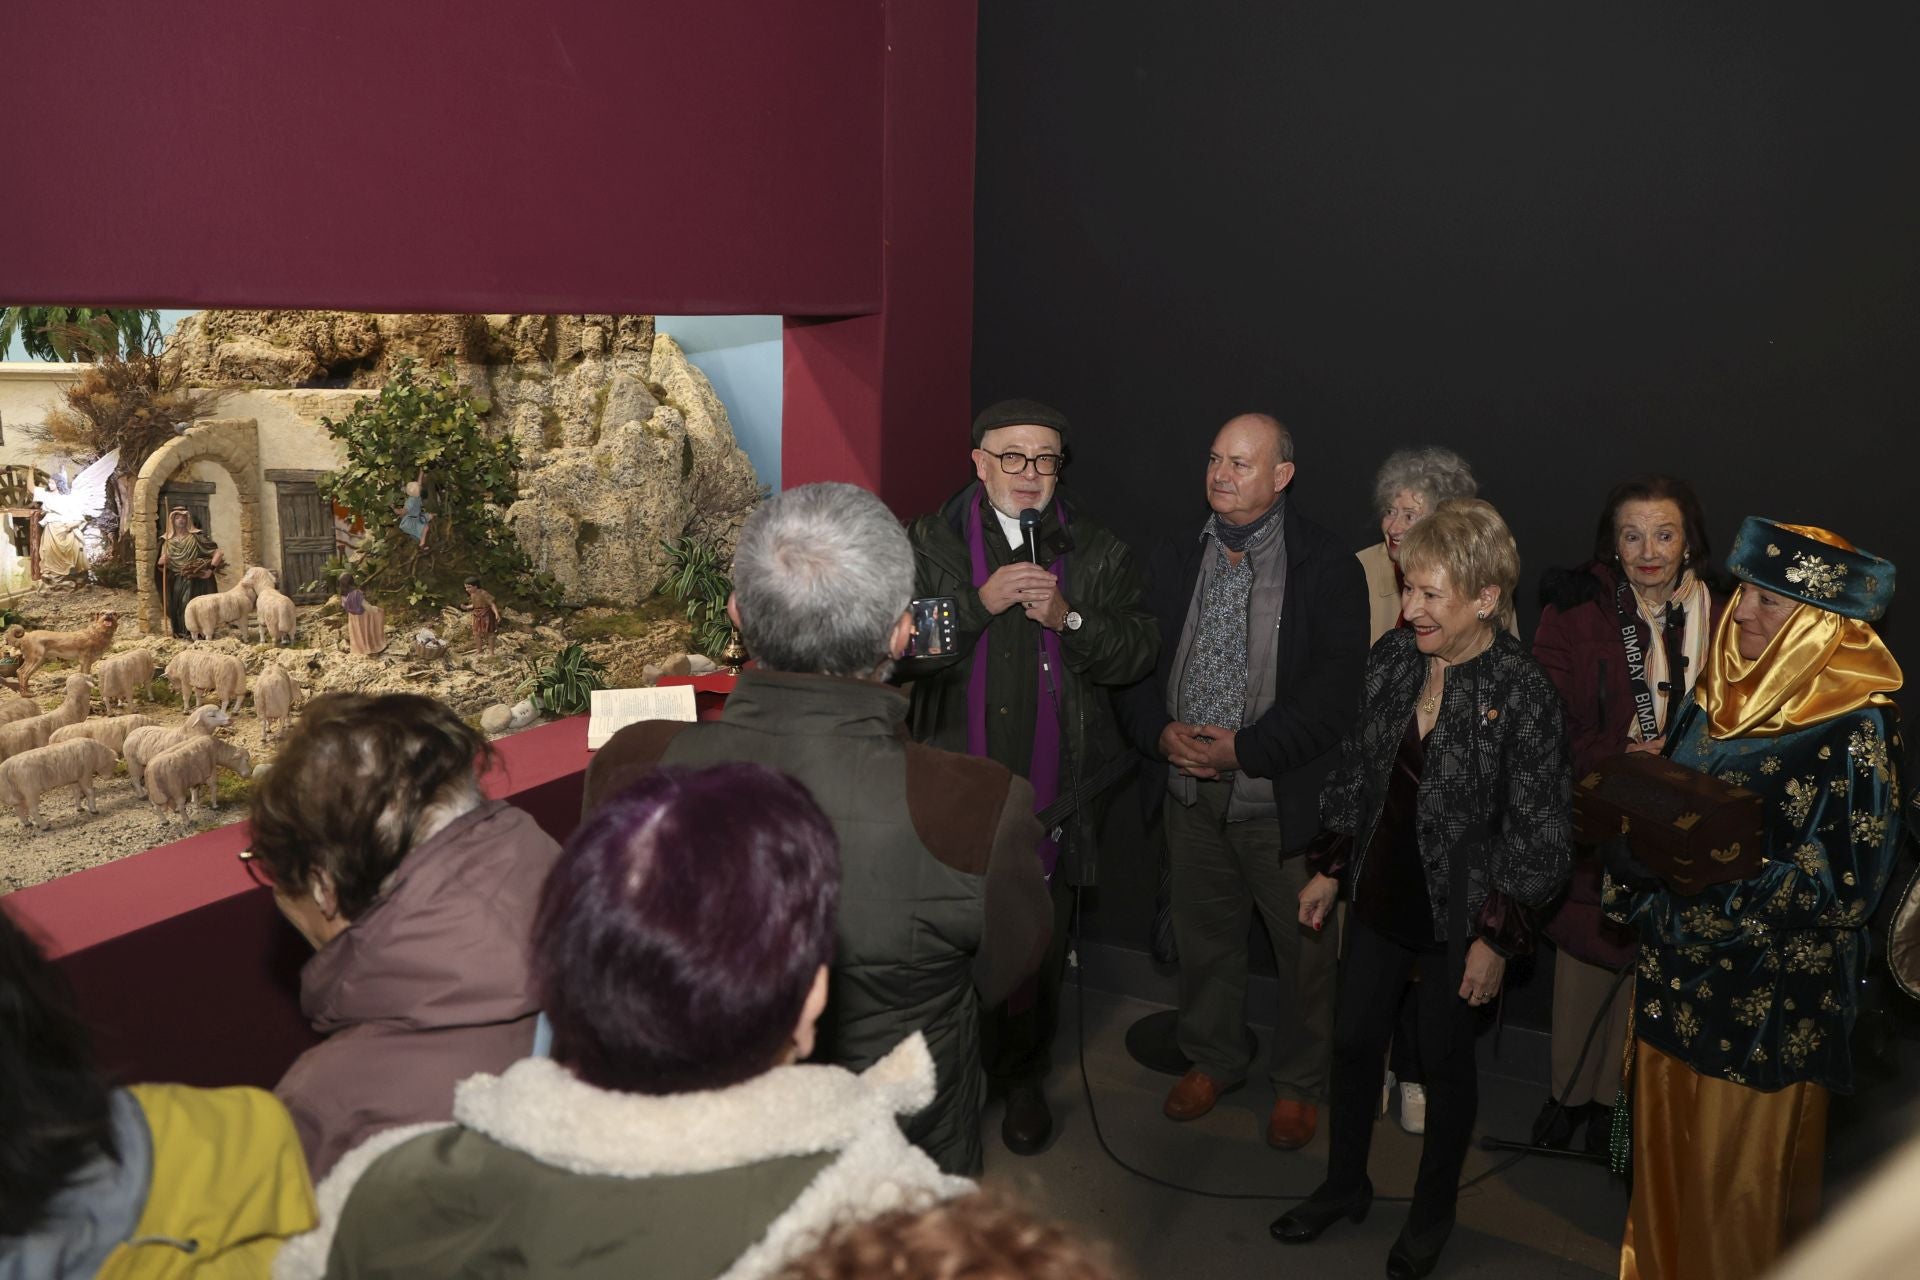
318, 359, 560, 610
659, 536, 733, 659
521, 644, 606, 716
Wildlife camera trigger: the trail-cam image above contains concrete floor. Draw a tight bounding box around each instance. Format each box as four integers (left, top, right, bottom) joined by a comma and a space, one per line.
981, 983, 1628, 1279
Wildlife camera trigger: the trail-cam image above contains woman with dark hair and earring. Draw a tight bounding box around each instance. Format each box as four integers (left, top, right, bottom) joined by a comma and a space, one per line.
281, 764, 968, 1280
1530, 474, 1730, 1150
1275, 499, 1572, 1279
1607, 519, 1903, 1280
0, 910, 315, 1277
247, 692, 561, 1180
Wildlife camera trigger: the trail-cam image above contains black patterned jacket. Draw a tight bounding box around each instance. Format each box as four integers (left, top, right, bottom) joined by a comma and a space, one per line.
1319, 627, 1573, 943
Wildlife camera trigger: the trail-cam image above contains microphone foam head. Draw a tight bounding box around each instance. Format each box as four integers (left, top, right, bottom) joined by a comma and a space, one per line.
1018, 507, 1042, 531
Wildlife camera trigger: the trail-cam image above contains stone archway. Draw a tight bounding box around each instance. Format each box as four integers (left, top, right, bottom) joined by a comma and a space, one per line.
132, 418, 263, 635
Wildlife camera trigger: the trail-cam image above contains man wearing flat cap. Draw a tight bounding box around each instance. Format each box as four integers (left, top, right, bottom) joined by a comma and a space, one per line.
898, 398, 1159, 1155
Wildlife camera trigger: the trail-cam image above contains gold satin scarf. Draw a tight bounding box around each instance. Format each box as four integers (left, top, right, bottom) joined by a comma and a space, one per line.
1698, 585, 1901, 739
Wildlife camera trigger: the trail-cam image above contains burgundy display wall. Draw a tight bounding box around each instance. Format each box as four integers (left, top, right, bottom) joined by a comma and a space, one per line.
973, 4, 1919, 1030
782, 1, 979, 518
2, 2, 883, 316
3, 0, 979, 512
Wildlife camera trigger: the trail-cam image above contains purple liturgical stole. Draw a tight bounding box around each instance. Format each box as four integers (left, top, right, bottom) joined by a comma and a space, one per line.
966, 491, 1067, 881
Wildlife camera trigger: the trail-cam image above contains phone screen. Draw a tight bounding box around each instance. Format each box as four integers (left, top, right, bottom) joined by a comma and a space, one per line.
908, 596, 958, 658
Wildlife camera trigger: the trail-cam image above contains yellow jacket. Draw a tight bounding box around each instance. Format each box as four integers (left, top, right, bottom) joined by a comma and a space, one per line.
96, 1085, 315, 1280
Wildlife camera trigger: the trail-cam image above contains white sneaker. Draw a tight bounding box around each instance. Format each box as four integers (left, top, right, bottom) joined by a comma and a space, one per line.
1399, 1081, 1427, 1135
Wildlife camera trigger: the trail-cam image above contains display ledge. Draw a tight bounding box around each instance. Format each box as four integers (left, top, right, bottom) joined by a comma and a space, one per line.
2, 714, 592, 1089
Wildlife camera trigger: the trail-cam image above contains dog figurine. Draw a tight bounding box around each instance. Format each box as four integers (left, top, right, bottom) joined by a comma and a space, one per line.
5, 612, 120, 694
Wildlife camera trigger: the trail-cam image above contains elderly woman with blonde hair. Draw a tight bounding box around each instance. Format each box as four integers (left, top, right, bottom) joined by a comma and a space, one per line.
1276, 498, 1571, 1279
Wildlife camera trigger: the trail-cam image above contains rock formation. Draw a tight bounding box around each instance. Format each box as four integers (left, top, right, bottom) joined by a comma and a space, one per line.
166, 312, 762, 604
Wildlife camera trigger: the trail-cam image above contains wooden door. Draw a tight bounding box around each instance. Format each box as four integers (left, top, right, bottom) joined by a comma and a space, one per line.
275, 482, 333, 601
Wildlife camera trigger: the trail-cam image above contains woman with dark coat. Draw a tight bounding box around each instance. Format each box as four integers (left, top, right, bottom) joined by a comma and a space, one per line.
1530, 475, 1729, 1149
246, 693, 562, 1180
1274, 499, 1572, 1279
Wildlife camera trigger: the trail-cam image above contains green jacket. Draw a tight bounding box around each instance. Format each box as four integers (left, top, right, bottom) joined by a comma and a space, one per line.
898, 484, 1159, 885
581, 672, 1052, 1177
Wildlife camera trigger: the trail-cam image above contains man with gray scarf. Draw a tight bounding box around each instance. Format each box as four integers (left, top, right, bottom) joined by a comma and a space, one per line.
1118, 414, 1367, 1149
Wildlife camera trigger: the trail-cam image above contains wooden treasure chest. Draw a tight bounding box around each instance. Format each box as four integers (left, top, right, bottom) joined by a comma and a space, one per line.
1573, 752, 1764, 896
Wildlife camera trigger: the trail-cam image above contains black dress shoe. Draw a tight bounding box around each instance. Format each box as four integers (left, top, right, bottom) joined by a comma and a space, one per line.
1269, 1179, 1373, 1244
1531, 1098, 1583, 1150
1584, 1103, 1615, 1158
1386, 1212, 1454, 1279
1001, 1083, 1053, 1155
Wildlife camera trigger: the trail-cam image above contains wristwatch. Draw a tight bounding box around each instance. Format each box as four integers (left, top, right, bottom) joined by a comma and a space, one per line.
1063, 611, 1083, 632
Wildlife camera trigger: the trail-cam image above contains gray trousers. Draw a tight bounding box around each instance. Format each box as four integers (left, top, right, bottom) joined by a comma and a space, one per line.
1167, 779, 1335, 1104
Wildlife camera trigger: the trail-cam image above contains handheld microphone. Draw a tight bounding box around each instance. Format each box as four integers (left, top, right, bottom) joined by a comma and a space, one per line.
1019, 508, 1042, 564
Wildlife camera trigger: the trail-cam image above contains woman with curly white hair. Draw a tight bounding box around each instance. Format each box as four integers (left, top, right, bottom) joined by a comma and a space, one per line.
1359, 448, 1481, 644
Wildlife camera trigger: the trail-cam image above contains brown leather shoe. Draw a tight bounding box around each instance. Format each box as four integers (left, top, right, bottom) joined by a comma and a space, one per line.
1267, 1099, 1319, 1149
1163, 1068, 1226, 1121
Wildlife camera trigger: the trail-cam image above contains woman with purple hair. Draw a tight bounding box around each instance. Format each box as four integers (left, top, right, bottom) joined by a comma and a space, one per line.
278, 763, 969, 1280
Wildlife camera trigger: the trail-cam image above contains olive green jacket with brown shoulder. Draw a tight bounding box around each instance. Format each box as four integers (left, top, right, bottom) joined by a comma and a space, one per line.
581, 670, 1052, 1176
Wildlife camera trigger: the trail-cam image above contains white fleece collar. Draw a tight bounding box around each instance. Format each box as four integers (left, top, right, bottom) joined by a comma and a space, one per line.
453, 1031, 939, 1179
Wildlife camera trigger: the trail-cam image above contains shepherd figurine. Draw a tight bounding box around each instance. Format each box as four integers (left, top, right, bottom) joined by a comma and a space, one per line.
465, 576, 501, 659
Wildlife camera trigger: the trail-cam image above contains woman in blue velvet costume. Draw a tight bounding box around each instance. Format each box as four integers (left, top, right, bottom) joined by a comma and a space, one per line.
1608, 517, 1903, 1280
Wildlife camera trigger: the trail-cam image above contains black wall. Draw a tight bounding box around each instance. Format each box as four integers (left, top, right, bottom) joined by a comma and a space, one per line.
973, 5, 1920, 1017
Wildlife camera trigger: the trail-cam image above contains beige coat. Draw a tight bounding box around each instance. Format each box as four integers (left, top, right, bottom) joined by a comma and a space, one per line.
1358, 541, 1401, 644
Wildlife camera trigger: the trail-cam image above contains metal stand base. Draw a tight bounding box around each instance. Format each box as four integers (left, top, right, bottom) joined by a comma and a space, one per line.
1123, 1007, 1259, 1077
1479, 1135, 1608, 1162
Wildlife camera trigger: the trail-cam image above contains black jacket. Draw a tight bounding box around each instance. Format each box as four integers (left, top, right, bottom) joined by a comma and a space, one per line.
1115, 498, 1369, 851
898, 484, 1158, 885
1320, 628, 1574, 942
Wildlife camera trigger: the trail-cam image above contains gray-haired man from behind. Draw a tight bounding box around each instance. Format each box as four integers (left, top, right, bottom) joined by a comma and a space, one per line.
583, 482, 1053, 1176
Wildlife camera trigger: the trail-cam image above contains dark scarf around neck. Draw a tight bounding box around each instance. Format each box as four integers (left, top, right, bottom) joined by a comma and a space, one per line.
1212, 494, 1285, 553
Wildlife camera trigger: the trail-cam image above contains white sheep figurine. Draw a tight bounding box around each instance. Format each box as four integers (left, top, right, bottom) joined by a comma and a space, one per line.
50, 713, 159, 757
164, 650, 248, 715
0, 692, 40, 729
145, 735, 253, 820
123, 706, 231, 798
251, 663, 301, 738
182, 566, 274, 642
0, 738, 118, 828
94, 648, 157, 714
0, 675, 91, 763
253, 572, 298, 646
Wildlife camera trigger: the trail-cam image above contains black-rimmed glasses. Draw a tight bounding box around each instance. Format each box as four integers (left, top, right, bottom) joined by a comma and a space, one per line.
979, 449, 1065, 477
238, 849, 275, 891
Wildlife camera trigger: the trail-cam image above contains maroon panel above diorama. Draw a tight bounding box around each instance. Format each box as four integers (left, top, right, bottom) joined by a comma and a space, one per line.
0, 1, 884, 316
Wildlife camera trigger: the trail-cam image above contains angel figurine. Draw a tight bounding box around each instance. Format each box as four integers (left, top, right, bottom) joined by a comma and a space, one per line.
31, 450, 118, 588
396, 468, 433, 549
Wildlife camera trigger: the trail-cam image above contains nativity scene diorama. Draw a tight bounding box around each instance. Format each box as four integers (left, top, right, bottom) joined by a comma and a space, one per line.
0, 310, 761, 888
